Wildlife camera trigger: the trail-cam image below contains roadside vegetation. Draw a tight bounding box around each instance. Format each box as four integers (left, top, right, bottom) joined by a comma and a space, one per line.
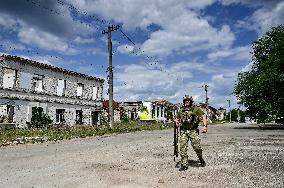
0, 121, 173, 147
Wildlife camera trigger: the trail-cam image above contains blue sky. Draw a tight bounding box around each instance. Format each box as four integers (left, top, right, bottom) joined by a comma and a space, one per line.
0, 0, 284, 110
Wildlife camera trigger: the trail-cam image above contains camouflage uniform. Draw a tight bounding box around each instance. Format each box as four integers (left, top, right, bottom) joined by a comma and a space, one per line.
178, 106, 205, 168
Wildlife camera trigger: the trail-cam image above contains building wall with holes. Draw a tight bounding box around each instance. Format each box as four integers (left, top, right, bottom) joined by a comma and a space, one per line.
0, 56, 104, 128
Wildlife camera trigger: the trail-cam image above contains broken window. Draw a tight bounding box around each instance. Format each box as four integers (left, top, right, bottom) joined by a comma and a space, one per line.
32, 74, 44, 92
91, 111, 99, 126
152, 105, 155, 118
57, 79, 66, 96
97, 86, 102, 100
92, 86, 98, 100
3, 67, 17, 89
19, 72, 32, 89
77, 83, 84, 97
76, 110, 83, 124
56, 109, 65, 123
0, 105, 14, 123
157, 106, 160, 117
93, 86, 102, 100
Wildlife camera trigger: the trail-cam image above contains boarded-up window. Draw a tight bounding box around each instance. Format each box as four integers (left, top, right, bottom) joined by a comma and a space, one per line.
92, 86, 98, 100
3, 68, 17, 89
57, 79, 66, 96
32, 74, 44, 92
77, 83, 84, 97
19, 72, 32, 89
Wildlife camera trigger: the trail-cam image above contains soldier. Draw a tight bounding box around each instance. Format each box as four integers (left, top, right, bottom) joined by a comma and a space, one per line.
176, 95, 208, 171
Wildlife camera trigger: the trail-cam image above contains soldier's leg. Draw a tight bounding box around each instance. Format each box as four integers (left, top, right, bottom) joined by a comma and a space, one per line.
189, 130, 206, 167
179, 130, 189, 169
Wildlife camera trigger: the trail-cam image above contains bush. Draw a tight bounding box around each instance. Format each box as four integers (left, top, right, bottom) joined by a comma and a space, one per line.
27, 107, 52, 129
121, 112, 129, 123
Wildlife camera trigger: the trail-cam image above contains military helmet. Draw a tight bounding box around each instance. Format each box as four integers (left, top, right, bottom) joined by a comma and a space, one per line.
183, 95, 193, 103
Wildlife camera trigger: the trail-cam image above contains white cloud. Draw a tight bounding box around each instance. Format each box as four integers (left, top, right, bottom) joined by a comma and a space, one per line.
18, 27, 78, 55
111, 59, 240, 107
1, 40, 26, 51
210, 73, 236, 96
205, 72, 238, 109
141, 14, 235, 56
73, 36, 96, 44
87, 47, 108, 56
207, 45, 251, 62
225, 0, 284, 35
68, 0, 235, 57
0, 13, 18, 30
117, 44, 135, 54
240, 61, 253, 72
113, 62, 189, 102
249, 1, 284, 35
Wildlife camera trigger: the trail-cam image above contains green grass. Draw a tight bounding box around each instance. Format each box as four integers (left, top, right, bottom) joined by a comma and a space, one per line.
0, 122, 173, 146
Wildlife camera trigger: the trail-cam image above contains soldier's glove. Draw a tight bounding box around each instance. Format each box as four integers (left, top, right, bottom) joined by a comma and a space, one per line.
202, 127, 208, 133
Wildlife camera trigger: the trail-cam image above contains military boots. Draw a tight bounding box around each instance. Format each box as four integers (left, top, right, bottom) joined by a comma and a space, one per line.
199, 157, 206, 167
197, 150, 206, 167
179, 165, 188, 171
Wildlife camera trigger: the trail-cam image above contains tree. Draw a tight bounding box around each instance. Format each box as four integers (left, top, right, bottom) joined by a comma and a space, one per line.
234, 25, 284, 123
28, 107, 52, 129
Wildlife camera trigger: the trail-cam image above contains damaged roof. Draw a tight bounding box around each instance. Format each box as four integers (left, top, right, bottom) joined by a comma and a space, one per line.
1, 55, 104, 82
153, 100, 178, 108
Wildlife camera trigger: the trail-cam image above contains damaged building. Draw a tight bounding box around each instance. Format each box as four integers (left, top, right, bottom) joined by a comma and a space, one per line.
0, 55, 104, 128
152, 100, 178, 122
119, 101, 143, 121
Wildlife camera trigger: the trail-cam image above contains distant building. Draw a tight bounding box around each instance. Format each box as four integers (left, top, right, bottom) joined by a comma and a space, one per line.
198, 103, 225, 123
119, 101, 143, 121
102, 100, 120, 123
216, 107, 226, 120
152, 100, 178, 122
0, 55, 104, 128
138, 100, 178, 122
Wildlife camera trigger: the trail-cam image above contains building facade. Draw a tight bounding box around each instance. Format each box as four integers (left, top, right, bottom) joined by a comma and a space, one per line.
0, 55, 104, 128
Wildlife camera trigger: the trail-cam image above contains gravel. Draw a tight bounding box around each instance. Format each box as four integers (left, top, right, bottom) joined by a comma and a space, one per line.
0, 123, 283, 188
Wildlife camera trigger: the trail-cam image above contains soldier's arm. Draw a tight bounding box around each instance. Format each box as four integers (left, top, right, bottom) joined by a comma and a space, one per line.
174, 118, 180, 127
202, 114, 208, 133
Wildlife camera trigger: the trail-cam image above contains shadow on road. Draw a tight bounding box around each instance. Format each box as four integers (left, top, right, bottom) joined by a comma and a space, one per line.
175, 160, 203, 168
233, 125, 284, 130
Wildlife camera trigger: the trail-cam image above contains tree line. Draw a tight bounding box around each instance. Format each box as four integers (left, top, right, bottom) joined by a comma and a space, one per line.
234, 25, 284, 124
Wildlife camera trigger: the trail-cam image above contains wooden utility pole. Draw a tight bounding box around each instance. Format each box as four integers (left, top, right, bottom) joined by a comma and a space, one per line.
204, 84, 209, 123
102, 25, 120, 128
204, 84, 209, 107
227, 99, 231, 123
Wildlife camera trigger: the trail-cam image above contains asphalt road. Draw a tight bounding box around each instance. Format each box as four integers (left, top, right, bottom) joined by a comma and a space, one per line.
0, 123, 283, 188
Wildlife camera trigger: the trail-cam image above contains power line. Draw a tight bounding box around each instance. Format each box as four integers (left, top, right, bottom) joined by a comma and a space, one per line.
119, 29, 136, 46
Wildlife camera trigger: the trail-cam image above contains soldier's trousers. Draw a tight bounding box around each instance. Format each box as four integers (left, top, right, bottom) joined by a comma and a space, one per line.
180, 129, 202, 167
